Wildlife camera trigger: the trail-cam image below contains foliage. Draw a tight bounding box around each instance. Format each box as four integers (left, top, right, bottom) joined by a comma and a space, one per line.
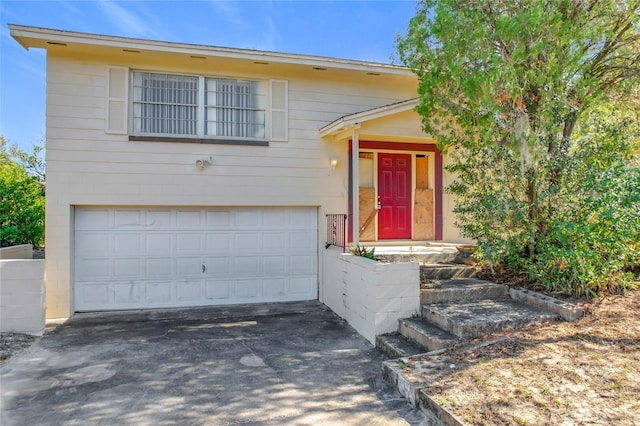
398, 0, 640, 296
349, 244, 378, 260
0, 136, 45, 247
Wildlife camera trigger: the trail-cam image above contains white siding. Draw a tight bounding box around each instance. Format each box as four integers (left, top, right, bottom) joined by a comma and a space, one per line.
44, 54, 423, 317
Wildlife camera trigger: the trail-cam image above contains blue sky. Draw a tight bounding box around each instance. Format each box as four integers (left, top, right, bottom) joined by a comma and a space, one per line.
1, 0, 417, 153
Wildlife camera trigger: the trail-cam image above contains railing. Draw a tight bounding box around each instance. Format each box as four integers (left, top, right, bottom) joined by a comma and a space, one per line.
325, 214, 347, 252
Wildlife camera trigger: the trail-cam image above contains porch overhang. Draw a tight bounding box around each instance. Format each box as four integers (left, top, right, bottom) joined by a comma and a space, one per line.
319, 98, 420, 139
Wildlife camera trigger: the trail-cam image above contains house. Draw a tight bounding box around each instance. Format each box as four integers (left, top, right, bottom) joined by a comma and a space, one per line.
10, 25, 469, 320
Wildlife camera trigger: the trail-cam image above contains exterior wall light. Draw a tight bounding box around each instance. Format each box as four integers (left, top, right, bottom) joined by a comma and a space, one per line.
195, 157, 212, 170
330, 158, 338, 171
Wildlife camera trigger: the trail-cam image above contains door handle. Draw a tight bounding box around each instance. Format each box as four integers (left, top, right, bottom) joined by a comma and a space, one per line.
202, 264, 206, 273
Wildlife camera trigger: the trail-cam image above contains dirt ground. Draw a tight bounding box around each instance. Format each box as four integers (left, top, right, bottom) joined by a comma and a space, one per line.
0, 333, 37, 365
426, 289, 640, 425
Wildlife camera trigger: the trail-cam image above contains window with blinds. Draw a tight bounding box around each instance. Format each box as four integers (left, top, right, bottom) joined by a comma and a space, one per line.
131, 71, 265, 139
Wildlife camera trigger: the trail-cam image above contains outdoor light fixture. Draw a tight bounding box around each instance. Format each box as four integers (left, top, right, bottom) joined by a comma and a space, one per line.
330, 158, 338, 171
195, 157, 212, 170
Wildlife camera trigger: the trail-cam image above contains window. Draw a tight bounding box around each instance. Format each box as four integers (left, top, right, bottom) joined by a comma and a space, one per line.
131, 71, 265, 139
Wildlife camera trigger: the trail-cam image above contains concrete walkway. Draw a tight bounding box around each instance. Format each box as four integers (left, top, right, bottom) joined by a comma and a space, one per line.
1, 301, 437, 425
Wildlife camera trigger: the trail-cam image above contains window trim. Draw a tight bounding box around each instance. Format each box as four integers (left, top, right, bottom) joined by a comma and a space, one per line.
129, 70, 268, 142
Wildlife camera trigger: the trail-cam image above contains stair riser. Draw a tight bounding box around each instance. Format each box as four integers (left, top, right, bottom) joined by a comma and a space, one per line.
375, 336, 405, 359
420, 266, 476, 281
421, 285, 508, 305
398, 320, 457, 352
377, 253, 457, 264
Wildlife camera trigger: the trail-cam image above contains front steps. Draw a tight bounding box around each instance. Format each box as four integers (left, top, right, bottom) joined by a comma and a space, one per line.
376, 278, 562, 359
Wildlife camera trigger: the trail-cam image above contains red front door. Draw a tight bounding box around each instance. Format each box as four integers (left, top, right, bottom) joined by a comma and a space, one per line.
378, 153, 412, 239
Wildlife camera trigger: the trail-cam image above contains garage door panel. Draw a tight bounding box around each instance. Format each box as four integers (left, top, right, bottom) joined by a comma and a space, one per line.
205, 233, 231, 251
206, 210, 231, 227
176, 233, 202, 252
76, 208, 110, 229
204, 257, 232, 275
176, 210, 203, 227
114, 209, 143, 227
289, 231, 317, 250
263, 209, 287, 227
236, 279, 259, 298
146, 281, 172, 303
235, 232, 260, 250
79, 283, 111, 305
113, 282, 142, 304
289, 255, 317, 275
262, 232, 286, 250
114, 234, 142, 254
76, 259, 110, 280
114, 258, 142, 278
146, 259, 173, 278
235, 257, 260, 275
146, 233, 173, 253
75, 207, 317, 311
176, 281, 202, 301
176, 258, 203, 276
147, 210, 173, 227
263, 278, 286, 297
263, 256, 286, 275
76, 233, 110, 254
205, 280, 232, 300
235, 210, 260, 227
289, 277, 316, 296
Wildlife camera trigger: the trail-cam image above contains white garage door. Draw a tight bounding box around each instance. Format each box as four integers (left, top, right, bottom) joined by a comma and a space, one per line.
74, 207, 318, 311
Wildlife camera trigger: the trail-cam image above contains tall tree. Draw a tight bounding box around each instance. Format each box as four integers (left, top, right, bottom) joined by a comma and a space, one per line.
398, 0, 640, 295
0, 137, 45, 247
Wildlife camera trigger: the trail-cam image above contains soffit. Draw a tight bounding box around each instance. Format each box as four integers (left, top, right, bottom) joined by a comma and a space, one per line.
10, 24, 415, 82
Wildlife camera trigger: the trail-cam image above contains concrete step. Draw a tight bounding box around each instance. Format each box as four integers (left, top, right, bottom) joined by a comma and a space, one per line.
375, 332, 429, 359
421, 299, 560, 340
398, 317, 460, 352
375, 246, 458, 265
421, 278, 508, 305
420, 263, 477, 281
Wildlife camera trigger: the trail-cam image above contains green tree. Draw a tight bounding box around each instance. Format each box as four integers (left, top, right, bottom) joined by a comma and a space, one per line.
398, 0, 640, 295
0, 136, 45, 247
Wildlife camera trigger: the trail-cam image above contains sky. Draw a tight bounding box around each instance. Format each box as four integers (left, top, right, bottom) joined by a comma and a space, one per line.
0, 0, 418, 153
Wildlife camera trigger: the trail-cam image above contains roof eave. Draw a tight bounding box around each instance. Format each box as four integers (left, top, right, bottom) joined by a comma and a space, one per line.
8, 24, 413, 76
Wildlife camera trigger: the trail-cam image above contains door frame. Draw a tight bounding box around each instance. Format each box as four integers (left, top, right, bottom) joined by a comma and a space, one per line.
348, 141, 443, 242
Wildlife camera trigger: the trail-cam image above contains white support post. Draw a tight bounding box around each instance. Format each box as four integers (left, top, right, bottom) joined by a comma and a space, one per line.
352, 128, 360, 246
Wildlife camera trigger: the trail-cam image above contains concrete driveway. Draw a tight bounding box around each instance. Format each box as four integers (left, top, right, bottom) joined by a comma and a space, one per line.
1, 301, 437, 425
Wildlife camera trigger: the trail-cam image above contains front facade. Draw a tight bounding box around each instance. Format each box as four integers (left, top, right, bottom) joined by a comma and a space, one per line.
11, 25, 467, 318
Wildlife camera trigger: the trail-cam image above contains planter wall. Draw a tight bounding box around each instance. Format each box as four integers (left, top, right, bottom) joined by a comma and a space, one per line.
0, 244, 33, 260
322, 247, 420, 344
0, 259, 46, 335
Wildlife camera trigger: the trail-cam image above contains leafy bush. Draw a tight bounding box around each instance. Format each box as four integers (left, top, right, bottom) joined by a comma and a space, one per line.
452, 106, 640, 297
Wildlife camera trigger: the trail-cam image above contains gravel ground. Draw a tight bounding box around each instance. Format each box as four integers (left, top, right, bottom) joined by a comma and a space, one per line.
0, 333, 38, 365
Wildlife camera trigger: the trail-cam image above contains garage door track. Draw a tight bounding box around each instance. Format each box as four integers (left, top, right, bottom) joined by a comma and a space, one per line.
1, 301, 436, 425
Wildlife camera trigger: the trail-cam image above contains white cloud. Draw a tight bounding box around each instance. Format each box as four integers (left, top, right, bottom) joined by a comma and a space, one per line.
96, 0, 162, 39
207, 1, 247, 28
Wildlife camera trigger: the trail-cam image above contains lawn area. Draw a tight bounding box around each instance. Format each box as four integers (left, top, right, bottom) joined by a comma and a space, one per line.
426, 290, 640, 425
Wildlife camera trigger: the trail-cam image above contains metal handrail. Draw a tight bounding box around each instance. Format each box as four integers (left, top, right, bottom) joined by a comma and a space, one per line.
325, 214, 347, 252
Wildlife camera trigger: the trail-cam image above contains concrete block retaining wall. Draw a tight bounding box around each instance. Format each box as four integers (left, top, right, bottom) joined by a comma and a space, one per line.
322, 247, 420, 344
0, 258, 46, 335
0, 244, 33, 260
